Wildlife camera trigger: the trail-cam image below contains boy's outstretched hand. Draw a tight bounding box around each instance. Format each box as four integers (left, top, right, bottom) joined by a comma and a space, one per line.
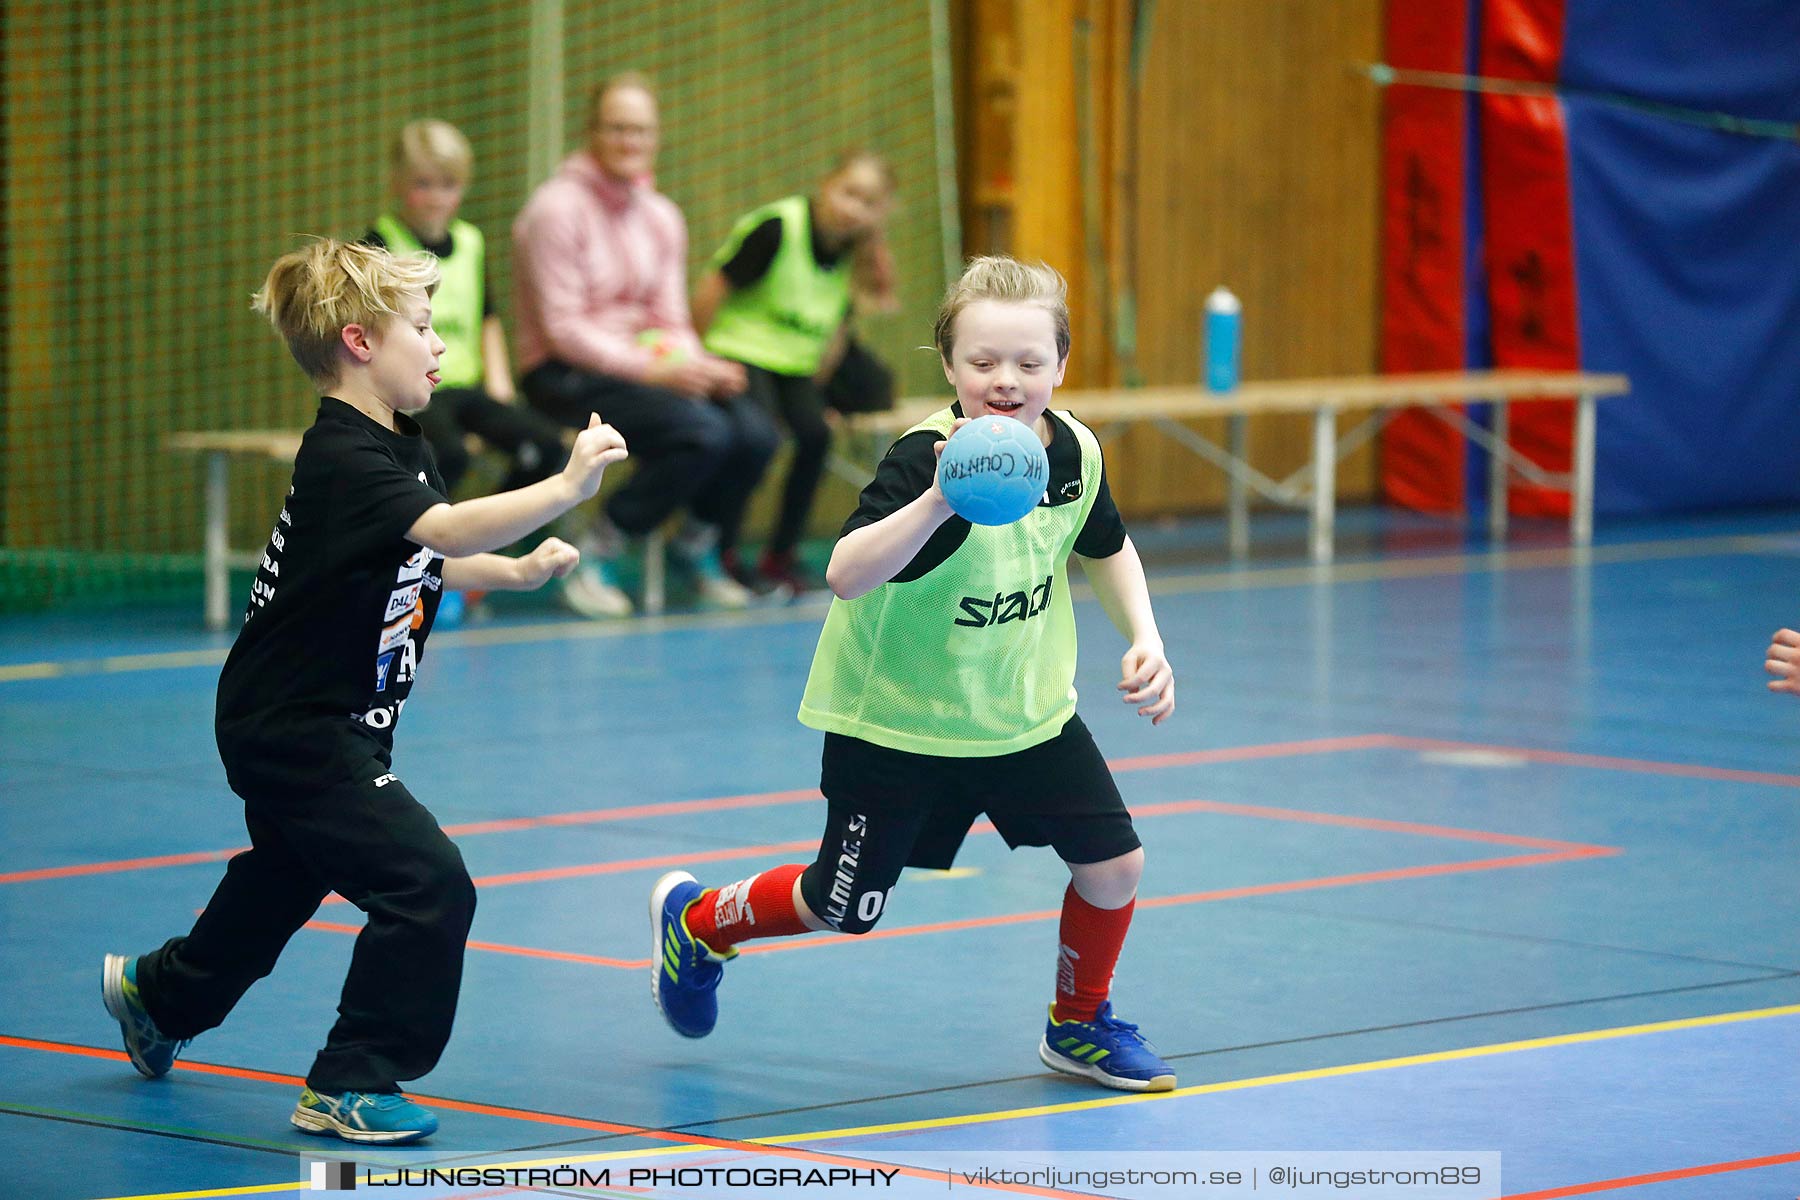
564, 413, 629, 500
514, 537, 581, 589
1120, 642, 1175, 725
1766, 628, 1800, 696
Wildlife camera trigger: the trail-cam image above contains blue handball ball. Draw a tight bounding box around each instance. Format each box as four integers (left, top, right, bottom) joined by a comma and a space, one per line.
938, 416, 1050, 526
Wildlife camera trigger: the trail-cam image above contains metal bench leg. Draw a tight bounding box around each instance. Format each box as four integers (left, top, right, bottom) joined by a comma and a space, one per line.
1310, 408, 1336, 565
642, 528, 666, 616
1227, 412, 1249, 558
204, 451, 230, 631
1572, 391, 1596, 545
1488, 400, 1510, 542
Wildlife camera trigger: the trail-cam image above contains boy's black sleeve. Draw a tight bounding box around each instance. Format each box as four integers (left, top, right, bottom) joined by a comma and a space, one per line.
326, 443, 449, 560
841, 430, 973, 582
1073, 463, 1128, 558
718, 217, 785, 289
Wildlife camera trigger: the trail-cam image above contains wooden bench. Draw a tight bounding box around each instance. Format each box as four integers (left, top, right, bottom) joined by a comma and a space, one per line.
170, 369, 1626, 628
166, 429, 673, 629
839, 369, 1630, 564
165, 431, 304, 631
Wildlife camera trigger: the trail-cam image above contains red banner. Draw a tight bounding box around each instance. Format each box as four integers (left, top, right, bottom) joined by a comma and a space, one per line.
1480, 0, 1579, 517
1379, 0, 1470, 513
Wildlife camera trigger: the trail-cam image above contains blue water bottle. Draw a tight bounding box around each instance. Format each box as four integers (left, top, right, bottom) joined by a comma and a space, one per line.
1204, 286, 1241, 392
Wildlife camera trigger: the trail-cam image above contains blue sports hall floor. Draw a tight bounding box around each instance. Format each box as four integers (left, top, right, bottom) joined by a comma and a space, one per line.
3, 506, 1798, 1199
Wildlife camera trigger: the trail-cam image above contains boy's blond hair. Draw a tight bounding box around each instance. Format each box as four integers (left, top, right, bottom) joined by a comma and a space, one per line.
390, 118, 473, 185
252, 239, 440, 386
933, 256, 1071, 363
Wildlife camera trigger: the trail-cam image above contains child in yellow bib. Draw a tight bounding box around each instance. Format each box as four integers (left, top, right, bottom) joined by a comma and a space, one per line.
650, 257, 1179, 1092
693, 151, 897, 595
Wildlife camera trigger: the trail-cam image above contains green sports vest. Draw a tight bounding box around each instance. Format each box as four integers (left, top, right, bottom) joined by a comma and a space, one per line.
799, 408, 1104, 757
375, 215, 484, 388
702, 196, 852, 376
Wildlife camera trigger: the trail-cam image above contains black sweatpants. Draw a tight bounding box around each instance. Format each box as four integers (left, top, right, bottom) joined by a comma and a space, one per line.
741, 364, 832, 558
136, 767, 476, 1094
523, 361, 779, 539
415, 386, 568, 495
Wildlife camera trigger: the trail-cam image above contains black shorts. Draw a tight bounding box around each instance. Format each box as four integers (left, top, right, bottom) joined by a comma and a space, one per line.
818, 715, 1139, 870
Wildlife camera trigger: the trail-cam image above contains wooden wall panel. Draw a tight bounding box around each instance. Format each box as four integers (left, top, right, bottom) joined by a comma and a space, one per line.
1121, 0, 1385, 515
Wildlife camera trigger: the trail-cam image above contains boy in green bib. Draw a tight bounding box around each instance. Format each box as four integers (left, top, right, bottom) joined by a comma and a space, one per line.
651, 257, 1178, 1092
365, 120, 574, 620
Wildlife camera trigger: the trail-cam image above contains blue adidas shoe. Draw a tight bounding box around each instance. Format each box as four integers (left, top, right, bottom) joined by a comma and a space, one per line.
1038, 1001, 1176, 1092
291, 1087, 438, 1144
102, 954, 188, 1079
649, 870, 736, 1038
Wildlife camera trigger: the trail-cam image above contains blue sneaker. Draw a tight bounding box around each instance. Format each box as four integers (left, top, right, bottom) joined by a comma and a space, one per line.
291, 1087, 438, 1144
102, 954, 188, 1079
1038, 1001, 1176, 1092
649, 870, 736, 1038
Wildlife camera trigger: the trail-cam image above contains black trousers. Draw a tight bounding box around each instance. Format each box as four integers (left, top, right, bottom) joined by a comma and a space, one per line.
137, 767, 477, 1094
742, 364, 832, 557
523, 361, 779, 540
415, 386, 570, 495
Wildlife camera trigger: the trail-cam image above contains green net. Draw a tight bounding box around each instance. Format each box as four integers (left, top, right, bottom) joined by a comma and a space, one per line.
1, 0, 954, 613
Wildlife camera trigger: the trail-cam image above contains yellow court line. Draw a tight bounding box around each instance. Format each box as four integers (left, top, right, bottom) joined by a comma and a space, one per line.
97, 1186, 296, 1200
98, 1000, 1800, 1200
752, 1000, 1800, 1145
5, 532, 1789, 686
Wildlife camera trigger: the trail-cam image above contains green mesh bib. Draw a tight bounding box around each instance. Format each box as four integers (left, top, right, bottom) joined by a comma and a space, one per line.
702, 196, 852, 376
374, 215, 485, 388
799, 408, 1103, 756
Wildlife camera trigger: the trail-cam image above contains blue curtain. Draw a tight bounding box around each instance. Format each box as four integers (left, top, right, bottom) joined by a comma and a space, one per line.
1562, 2, 1800, 511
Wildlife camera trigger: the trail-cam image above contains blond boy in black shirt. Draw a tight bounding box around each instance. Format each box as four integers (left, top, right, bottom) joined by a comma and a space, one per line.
103, 238, 626, 1143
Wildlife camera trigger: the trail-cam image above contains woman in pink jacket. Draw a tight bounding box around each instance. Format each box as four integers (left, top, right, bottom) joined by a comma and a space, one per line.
513, 73, 778, 617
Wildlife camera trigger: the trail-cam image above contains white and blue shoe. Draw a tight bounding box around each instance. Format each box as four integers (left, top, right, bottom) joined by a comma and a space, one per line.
291, 1087, 438, 1144
102, 954, 188, 1079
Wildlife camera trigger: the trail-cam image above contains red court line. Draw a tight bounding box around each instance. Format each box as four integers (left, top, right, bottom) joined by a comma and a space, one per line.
1388, 735, 1800, 789
0, 735, 1388, 885
0, 789, 824, 886
724, 849, 1611, 961
9, 730, 1678, 887
0, 848, 242, 885
312, 845, 1611, 971
1503, 1148, 1800, 1198
440, 788, 822, 836
318, 799, 1610, 907
318, 837, 822, 905
304, 920, 647, 969
300, 797, 1620, 966
1108, 733, 1395, 773
1139, 798, 1607, 852
0, 1035, 1095, 1200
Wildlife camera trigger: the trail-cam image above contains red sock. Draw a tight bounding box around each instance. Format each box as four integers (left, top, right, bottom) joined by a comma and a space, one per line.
1051, 882, 1135, 1023
685, 864, 810, 953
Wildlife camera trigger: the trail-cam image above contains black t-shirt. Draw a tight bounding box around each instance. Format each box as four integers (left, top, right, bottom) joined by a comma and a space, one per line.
718, 203, 846, 290
215, 398, 449, 797
361, 225, 495, 317
842, 404, 1128, 582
